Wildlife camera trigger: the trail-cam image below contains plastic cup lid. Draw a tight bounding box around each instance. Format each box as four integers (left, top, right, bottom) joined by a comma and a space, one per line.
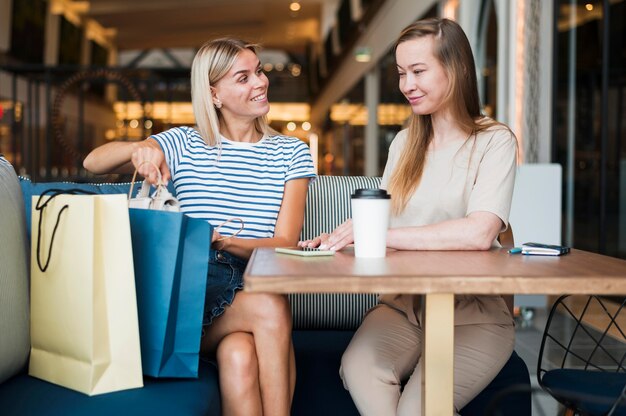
351, 188, 391, 199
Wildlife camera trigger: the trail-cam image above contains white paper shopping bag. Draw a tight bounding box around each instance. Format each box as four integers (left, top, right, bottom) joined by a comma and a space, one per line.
29, 190, 143, 395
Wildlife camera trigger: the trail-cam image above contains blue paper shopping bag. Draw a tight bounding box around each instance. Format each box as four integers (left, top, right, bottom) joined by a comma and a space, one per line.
129, 207, 211, 378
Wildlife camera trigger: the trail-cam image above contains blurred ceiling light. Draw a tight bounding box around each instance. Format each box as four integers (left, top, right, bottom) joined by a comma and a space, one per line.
85, 19, 116, 49
302, 122, 311, 131
442, 0, 459, 20
330, 103, 412, 126
263, 63, 274, 72
105, 129, 116, 140
114, 102, 310, 124
267, 103, 310, 122
287, 122, 297, 131
585, 3, 593, 11
129, 119, 139, 129
14, 102, 22, 121
289, 2, 301, 12
275, 62, 285, 71
144, 120, 153, 129
50, 0, 88, 26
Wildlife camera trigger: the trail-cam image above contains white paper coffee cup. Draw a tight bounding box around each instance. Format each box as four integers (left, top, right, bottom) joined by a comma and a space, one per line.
351, 188, 391, 258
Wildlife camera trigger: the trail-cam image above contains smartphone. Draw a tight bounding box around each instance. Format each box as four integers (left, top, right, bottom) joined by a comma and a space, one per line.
275, 246, 336, 257
521, 242, 570, 256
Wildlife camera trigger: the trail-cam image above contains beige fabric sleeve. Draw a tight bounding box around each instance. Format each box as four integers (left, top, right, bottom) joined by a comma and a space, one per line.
380, 129, 407, 191
465, 128, 518, 229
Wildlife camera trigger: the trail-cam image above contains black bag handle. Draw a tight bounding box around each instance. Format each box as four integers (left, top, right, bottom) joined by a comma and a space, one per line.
35, 189, 95, 272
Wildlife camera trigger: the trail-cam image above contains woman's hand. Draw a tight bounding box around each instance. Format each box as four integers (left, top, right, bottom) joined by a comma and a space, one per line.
130, 141, 171, 186
212, 230, 222, 244
298, 233, 330, 248
299, 219, 355, 251
211, 229, 228, 251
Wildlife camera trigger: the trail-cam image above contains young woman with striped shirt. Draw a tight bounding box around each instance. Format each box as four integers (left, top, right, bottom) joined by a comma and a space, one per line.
84, 38, 315, 416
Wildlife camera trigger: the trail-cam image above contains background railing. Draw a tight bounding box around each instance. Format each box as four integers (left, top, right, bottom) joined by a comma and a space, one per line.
0, 65, 192, 182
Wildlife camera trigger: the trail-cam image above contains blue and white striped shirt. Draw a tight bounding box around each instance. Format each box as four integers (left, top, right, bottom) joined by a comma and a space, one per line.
151, 126, 316, 239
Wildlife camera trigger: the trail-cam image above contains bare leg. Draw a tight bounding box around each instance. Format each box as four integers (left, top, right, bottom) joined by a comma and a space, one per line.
202, 292, 293, 416
289, 342, 296, 401
216, 332, 262, 416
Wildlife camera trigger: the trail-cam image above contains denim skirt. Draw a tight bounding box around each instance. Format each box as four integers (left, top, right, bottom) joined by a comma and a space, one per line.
202, 250, 247, 327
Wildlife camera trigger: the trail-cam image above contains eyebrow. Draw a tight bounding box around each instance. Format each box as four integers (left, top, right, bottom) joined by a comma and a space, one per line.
397, 63, 426, 69
232, 60, 262, 77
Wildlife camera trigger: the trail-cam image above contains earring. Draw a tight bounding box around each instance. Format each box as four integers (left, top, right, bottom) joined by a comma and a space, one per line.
214, 100, 222, 109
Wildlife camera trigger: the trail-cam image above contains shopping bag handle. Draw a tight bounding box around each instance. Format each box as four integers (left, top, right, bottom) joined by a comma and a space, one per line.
127, 161, 164, 201
35, 188, 95, 272
127, 161, 243, 246
214, 218, 245, 241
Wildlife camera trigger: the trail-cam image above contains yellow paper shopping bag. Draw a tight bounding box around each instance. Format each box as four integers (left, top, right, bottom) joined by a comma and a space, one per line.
29, 190, 143, 396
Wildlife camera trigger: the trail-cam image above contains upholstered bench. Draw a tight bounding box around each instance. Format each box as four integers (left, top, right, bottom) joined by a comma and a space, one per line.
0, 160, 530, 415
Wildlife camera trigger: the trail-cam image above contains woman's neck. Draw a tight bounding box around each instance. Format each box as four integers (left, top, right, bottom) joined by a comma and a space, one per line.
219, 118, 262, 143
430, 109, 470, 147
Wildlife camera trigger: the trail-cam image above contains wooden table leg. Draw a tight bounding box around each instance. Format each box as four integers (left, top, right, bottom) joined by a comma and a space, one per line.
422, 293, 454, 416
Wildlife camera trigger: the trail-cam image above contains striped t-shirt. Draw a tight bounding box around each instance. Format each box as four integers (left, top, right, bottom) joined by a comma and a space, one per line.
151, 126, 316, 239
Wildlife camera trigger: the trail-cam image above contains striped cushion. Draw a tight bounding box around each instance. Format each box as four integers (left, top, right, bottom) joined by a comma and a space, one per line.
290, 176, 382, 330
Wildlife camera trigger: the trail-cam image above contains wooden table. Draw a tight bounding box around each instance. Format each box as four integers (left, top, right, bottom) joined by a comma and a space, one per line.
244, 247, 626, 415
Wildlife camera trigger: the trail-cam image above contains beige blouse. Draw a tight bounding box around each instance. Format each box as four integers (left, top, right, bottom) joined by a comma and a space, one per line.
378, 125, 517, 326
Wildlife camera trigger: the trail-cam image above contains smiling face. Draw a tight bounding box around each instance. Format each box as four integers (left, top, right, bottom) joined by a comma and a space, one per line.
211, 48, 270, 123
396, 36, 450, 117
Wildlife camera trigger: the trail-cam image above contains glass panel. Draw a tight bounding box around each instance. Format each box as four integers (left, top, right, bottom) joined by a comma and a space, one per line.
325, 79, 364, 175
337, 0, 355, 47
9, 0, 46, 64
378, 49, 405, 173
554, 0, 602, 253
90, 41, 109, 66
606, 0, 626, 257
58, 16, 83, 65
554, 0, 626, 258
482, 1, 498, 117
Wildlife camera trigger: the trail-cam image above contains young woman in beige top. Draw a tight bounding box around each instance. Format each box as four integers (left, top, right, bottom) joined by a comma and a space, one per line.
301, 18, 518, 415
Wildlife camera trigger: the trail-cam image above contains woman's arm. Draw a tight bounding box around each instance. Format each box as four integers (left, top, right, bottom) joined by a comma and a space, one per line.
83, 138, 171, 184
213, 177, 310, 259
83, 141, 140, 174
312, 210, 502, 252
386, 211, 503, 251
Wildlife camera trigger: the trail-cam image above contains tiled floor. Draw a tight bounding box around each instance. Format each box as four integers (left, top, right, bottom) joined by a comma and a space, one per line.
515, 308, 561, 415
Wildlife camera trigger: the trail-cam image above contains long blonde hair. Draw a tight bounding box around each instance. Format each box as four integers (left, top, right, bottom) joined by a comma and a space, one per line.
388, 18, 506, 214
191, 38, 269, 147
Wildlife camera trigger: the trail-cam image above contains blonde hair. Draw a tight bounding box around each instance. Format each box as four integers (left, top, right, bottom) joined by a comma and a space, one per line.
388, 18, 510, 214
191, 38, 269, 147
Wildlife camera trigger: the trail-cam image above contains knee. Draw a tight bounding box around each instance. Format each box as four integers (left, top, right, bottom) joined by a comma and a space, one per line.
341, 340, 398, 390
254, 294, 292, 333
340, 342, 373, 389
217, 333, 258, 384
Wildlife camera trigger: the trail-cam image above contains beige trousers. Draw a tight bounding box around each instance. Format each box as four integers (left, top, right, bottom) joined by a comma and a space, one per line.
339, 305, 515, 416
